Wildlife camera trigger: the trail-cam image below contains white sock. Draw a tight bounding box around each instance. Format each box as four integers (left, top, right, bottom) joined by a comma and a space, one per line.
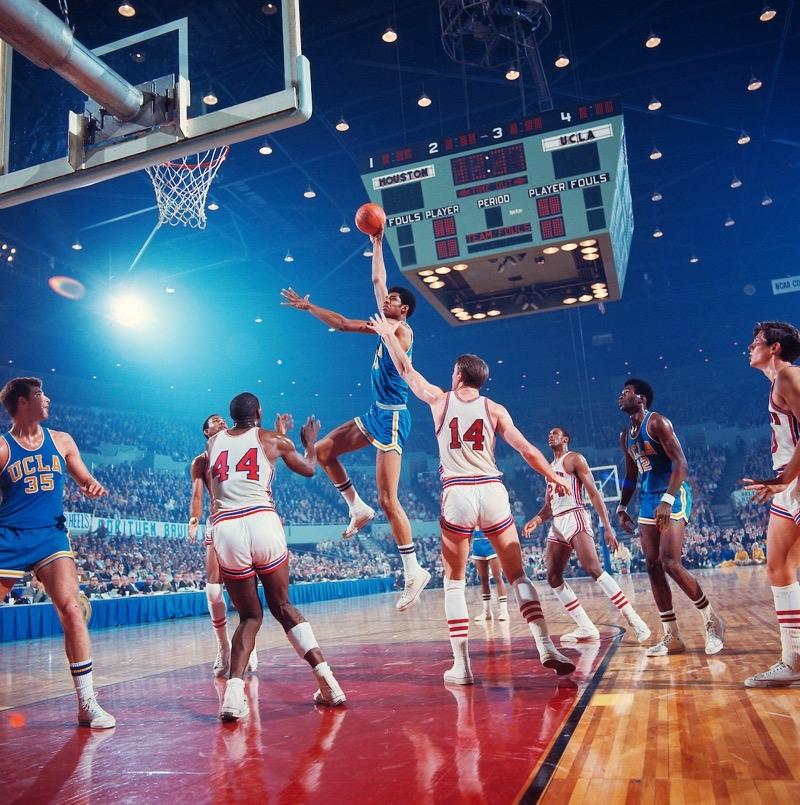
206, 583, 229, 646
552, 582, 596, 631
335, 478, 366, 511
596, 572, 638, 622
313, 661, 333, 678
398, 542, 422, 574
691, 591, 713, 625
444, 579, 470, 671
480, 593, 491, 613
70, 658, 94, 702
773, 582, 800, 669
659, 609, 678, 636
286, 621, 319, 660
512, 577, 552, 648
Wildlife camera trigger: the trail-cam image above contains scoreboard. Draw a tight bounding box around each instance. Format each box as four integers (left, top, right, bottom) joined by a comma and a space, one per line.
360, 97, 633, 325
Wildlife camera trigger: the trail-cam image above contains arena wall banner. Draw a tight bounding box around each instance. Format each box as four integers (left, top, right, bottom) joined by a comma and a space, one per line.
65, 511, 204, 541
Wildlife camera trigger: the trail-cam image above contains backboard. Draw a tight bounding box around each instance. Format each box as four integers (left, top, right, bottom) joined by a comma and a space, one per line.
588, 464, 621, 502
0, 0, 310, 209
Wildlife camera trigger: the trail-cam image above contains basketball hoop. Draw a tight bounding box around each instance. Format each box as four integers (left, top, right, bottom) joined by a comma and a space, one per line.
145, 146, 229, 229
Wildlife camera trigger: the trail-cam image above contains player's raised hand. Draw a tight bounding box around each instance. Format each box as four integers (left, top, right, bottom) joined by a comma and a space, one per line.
370, 230, 383, 246
274, 413, 294, 435
369, 312, 399, 338
300, 415, 321, 448
280, 287, 311, 310
523, 515, 542, 537
81, 479, 107, 499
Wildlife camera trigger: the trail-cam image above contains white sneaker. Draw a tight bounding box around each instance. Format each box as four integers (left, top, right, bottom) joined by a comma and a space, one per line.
396, 568, 432, 611
540, 646, 576, 676
313, 665, 346, 707
744, 661, 800, 688
342, 506, 375, 539
560, 625, 600, 643
630, 617, 652, 644
497, 604, 509, 622
213, 643, 231, 678
77, 695, 116, 729
247, 650, 259, 673
704, 614, 725, 655
443, 666, 474, 685
474, 609, 491, 622
220, 680, 249, 721
646, 632, 686, 657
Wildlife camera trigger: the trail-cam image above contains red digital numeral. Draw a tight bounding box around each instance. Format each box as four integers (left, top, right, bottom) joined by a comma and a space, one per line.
235, 448, 260, 481
211, 450, 229, 482
448, 418, 485, 451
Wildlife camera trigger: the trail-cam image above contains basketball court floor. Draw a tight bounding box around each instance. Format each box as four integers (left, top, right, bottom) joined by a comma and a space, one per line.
2, 566, 798, 803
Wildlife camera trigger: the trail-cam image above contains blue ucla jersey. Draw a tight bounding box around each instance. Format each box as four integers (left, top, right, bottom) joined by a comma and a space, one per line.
371, 323, 413, 406
0, 429, 66, 529
625, 411, 675, 494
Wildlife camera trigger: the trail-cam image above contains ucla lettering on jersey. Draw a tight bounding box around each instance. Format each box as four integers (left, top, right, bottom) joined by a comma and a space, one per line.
371, 324, 412, 406
625, 411, 674, 494
0, 429, 66, 529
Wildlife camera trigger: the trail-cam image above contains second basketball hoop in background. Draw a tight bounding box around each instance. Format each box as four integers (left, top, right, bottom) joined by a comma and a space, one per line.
355, 203, 386, 236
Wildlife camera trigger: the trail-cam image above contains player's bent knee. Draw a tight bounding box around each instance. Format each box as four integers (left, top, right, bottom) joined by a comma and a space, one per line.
547, 570, 564, 588
661, 556, 684, 576
55, 600, 85, 631
378, 490, 402, 515
645, 557, 662, 575
314, 438, 334, 464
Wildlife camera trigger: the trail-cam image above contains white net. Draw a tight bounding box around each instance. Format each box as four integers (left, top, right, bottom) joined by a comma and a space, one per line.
145, 146, 229, 229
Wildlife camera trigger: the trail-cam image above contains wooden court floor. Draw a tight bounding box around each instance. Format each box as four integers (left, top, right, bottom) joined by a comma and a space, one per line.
1, 566, 798, 803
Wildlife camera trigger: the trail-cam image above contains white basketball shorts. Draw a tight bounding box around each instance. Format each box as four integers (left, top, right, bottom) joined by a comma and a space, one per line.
211, 505, 288, 580
440, 478, 514, 538
547, 508, 594, 545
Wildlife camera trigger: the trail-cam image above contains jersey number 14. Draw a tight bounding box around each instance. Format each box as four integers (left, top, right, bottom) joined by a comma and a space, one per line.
449, 418, 485, 451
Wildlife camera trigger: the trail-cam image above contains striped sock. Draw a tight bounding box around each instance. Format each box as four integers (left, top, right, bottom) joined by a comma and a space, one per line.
512, 577, 549, 641
445, 579, 470, 672
659, 609, 678, 636
773, 582, 800, 670
596, 571, 636, 620
334, 477, 365, 511
205, 583, 229, 646
691, 591, 713, 624
553, 582, 596, 631
70, 658, 94, 702
481, 593, 491, 611
398, 542, 421, 574
497, 595, 508, 605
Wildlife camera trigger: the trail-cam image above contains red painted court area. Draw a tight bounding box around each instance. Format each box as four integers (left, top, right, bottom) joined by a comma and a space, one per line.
1, 633, 617, 803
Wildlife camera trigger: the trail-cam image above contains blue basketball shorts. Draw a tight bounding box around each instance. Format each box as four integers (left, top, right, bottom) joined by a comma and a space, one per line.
0, 524, 74, 580
638, 481, 693, 526
471, 534, 497, 561
354, 403, 411, 454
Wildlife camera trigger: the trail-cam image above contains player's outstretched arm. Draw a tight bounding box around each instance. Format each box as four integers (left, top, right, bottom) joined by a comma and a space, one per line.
188, 454, 207, 543
273, 416, 321, 477
371, 231, 388, 311
280, 288, 373, 334
568, 453, 618, 549
369, 314, 445, 404
53, 431, 106, 498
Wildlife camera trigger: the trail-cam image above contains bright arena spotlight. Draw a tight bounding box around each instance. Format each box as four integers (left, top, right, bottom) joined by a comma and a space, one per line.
108, 292, 151, 328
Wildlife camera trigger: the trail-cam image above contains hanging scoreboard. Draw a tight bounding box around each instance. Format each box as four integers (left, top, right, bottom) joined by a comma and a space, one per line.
360, 97, 633, 325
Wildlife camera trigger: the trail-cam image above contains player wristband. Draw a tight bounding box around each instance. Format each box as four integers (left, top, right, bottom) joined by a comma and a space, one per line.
616, 505, 627, 514
660, 493, 675, 506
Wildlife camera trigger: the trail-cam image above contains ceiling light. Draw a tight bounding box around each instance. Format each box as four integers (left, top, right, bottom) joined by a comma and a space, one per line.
583, 252, 600, 260
261, 2, 279, 14
689, 255, 700, 264
452, 263, 468, 271
258, 141, 273, 155
562, 297, 578, 305
505, 64, 520, 80
487, 309, 501, 316
339, 222, 351, 233
650, 145, 662, 160
578, 294, 593, 303
10, 247, 16, 254
542, 246, 560, 254
303, 186, 316, 199
560, 242, 578, 251
71, 239, 82, 251
429, 280, 445, 289
759, 6, 777, 22
761, 193, 773, 206
737, 130, 751, 145
724, 216, 735, 227
417, 90, 432, 108
472, 311, 487, 319
284, 250, 294, 262
434, 266, 451, 274
363, 246, 373, 257
578, 239, 597, 247
207, 200, 219, 211
747, 74, 762, 91
554, 51, 570, 68
450, 306, 464, 314
131, 51, 145, 63
419, 269, 435, 276
647, 94, 662, 111
594, 290, 609, 298
653, 227, 663, 238
382, 26, 398, 43
645, 31, 661, 48
423, 275, 437, 283
590, 282, 606, 290
6, 255, 13, 263
457, 313, 472, 321
118, 3, 136, 17
651, 189, 663, 202
164, 287, 175, 294
202, 89, 218, 105
730, 176, 743, 189
580, 246, 598, 254
254, 317, 263, 324
335, 117, 350, 132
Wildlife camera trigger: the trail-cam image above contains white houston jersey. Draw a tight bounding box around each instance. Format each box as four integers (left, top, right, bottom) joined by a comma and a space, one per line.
207, 428, 275, 512
436, 392, 500, 479
769, 375, 800, 470
547, 452, 587, 516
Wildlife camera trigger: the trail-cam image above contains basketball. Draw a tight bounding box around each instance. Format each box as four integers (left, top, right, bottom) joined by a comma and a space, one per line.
355, 203, 386, 236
